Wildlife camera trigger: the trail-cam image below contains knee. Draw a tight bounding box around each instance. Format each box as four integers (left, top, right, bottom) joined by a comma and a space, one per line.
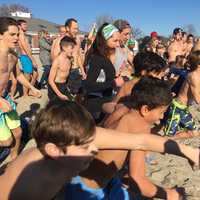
0, 137, 13, 147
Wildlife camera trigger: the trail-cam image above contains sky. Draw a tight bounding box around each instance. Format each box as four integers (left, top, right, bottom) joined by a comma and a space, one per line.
1, 0, 200, 36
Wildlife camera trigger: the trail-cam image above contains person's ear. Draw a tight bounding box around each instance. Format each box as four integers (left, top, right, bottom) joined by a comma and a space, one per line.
0, 33, 4, 40
140, 105, 150, 117
44, 143, 63, 158
141, 70, 146, 76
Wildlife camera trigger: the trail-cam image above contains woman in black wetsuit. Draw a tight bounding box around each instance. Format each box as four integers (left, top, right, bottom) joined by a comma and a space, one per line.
83, 23, 124, 122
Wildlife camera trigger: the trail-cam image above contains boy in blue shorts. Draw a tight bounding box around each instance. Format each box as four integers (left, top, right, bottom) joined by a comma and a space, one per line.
18, 20, 39, 97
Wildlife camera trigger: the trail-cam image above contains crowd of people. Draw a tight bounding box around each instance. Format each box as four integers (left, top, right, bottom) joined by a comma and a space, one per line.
0, 16, 200, 199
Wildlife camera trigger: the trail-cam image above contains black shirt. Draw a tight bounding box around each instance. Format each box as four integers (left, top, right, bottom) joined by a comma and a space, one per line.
84, 54, 116, 97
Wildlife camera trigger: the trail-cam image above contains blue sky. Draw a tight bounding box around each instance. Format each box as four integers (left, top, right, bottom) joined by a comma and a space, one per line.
1, 0, 200, 36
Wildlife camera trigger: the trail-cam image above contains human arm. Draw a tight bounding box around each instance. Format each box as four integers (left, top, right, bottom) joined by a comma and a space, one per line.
128, 150, 181, 199
15, 61, 41, 98
76, 46, 87, 79
188, 74, 200, 104
94, 127, 199, 166
103, 105, 129, 127
50, 38, 58, 61
0, 52, 12, 112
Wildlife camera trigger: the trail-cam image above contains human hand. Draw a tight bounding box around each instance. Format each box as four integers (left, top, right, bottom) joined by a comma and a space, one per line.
166, 187, 186, 200
59, 94, 69, 101
115, 76, 124, 87
82, 71, 87, 80
0, 98, 12, 113
30, 87, 42, 98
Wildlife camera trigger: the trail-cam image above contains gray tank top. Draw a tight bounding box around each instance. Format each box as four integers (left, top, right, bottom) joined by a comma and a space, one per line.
114, 47, 128, 73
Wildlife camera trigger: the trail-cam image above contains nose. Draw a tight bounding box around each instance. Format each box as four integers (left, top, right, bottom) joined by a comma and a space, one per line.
15, 35, 19, 41
116, 41, 120, 48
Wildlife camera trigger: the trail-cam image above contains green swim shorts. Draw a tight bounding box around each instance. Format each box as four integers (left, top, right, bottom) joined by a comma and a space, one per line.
0, 94, 20, 141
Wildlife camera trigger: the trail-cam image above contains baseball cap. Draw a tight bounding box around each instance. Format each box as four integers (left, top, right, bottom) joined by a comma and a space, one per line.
150, 31, 158, 38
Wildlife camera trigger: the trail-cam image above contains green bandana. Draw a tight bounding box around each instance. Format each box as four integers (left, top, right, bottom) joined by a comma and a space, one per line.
126, 38, 135, 47
102, 24, 118, 40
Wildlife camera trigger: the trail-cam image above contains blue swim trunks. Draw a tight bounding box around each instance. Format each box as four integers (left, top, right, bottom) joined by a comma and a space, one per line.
164, 99, 196, 136
19, 55, 33, 74
65, 176, 130, 200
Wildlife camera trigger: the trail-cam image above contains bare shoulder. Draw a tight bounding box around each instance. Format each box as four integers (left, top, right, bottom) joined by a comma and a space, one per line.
187, 72, 200, 88
52, 55, 61, 67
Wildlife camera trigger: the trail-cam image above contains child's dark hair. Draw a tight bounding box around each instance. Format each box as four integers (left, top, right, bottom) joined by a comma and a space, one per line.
0, 17, 18, 35
31, 100, 95, 156
186, 50, 200, 71
65, 18, 77, 27
17, 19, 27, 26
133, 52, 167, 76
60, 36, 76, 51
124, 76, 172, 110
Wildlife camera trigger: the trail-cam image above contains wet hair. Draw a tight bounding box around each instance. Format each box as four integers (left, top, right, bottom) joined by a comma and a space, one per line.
133, 52, 167, 76
84, 23, 112, 66
0, 17, 18, 35
126, 76, 172, 110
17, 19, 27, 26
65, 18, 77, 28
187, 34, 194, 40
60, 35, 76, 51
182, 31, 187, 37
186, 50, 200, 71
113, 19, 130, 32
173, 28, 183, 35
31, 99, 95, 156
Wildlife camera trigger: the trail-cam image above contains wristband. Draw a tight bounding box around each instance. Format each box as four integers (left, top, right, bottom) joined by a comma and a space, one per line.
175, 187, 186, 197
164, 139, 194, 166
153, 186, 167, 199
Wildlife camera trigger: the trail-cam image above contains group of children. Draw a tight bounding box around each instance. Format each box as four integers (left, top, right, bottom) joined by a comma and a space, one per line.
0, 16, 200, 200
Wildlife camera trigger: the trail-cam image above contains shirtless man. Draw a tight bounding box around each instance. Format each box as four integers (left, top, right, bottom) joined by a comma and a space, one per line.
51, 18, 86, 79
168, 28, 185, 63
0, 99, 199, 200
48, 36, 76, 101
18, 20, 39, 97
65, 77, 189, 200
164, 50, 200, 138
0, 17, 41, 160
